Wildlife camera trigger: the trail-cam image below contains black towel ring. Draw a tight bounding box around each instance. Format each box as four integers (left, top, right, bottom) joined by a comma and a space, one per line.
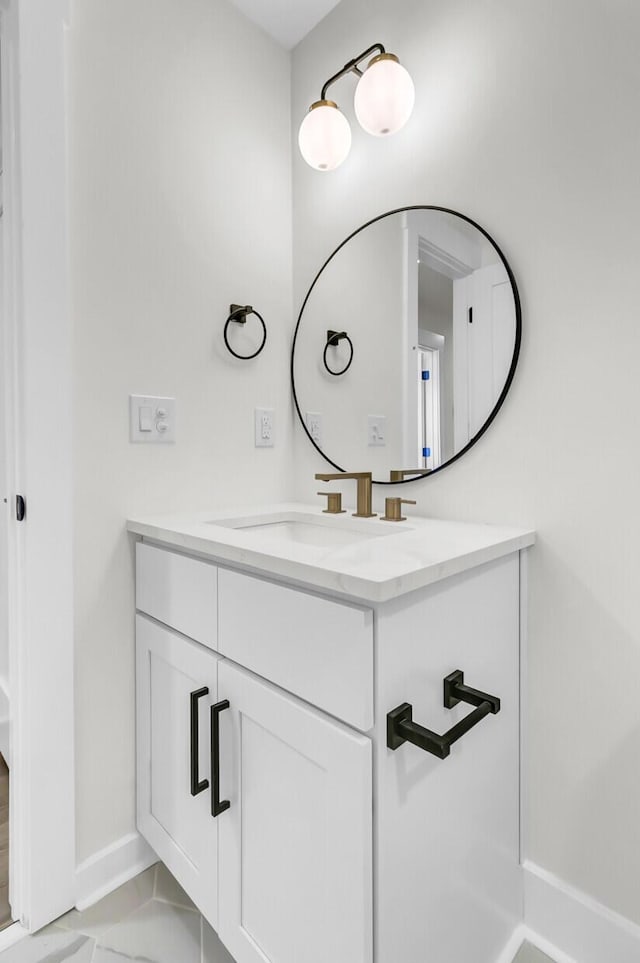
323, 330, 353, 377
224, 304, 267, 360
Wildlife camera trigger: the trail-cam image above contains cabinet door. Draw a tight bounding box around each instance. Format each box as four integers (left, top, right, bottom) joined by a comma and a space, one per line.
217, 661, 373, 963
136, 615, 220, 925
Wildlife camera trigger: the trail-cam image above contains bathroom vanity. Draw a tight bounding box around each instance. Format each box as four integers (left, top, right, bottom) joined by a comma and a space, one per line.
128, 506, 534, 963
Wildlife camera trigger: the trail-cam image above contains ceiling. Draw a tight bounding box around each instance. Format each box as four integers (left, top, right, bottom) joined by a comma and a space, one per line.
228, 0, 343, 49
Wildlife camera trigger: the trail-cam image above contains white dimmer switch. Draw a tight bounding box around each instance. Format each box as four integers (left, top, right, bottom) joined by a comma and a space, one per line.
130, 395, 176, 443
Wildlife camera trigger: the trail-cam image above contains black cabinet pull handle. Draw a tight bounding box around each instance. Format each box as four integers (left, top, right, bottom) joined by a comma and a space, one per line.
211, 700, 231, 817
190, 687, 210, 796
387, 670, 500, 760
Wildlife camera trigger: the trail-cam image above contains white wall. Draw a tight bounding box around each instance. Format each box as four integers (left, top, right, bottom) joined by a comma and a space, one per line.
292, 0, 640, 927
69, 0, 292, 862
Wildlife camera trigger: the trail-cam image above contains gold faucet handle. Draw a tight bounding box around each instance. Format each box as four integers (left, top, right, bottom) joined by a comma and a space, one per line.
381, 498, 417, 522
317, 491, 346, 514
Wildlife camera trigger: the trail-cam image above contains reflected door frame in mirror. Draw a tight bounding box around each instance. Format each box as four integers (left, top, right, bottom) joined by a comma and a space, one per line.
291, 206, 522, 484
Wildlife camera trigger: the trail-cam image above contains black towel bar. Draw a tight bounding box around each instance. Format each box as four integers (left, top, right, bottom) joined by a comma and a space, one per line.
386, 670, 500, 760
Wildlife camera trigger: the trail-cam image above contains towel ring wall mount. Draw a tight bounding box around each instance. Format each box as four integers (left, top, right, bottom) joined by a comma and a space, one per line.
323, 329, 353, 376
223, 304, 267, 360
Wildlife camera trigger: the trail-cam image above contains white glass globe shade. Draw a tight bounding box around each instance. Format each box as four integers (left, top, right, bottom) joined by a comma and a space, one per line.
354, 55, 415, 137
298, 101, 352, 171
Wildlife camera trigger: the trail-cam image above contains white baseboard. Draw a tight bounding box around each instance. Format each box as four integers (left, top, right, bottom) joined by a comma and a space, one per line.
75, 832, 156, 912
524, 860, 640, 963
494, 922, 574, 963
495, 925, 528, 963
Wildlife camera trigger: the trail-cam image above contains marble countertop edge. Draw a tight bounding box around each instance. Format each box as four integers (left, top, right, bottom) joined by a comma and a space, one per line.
126, 505, 535, 603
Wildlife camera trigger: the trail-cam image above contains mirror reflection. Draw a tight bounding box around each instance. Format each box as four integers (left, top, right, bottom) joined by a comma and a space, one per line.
292, 208, 520, 483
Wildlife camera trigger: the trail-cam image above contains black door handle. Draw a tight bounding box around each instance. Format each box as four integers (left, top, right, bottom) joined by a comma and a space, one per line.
387, 670, 500, 760
190, 687, 210, 796
211, 700, 231, 817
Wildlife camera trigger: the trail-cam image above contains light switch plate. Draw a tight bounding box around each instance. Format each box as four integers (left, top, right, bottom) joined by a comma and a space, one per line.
130, 395, 176, 443
255, 408, 275, 448
368, 414, 386, 447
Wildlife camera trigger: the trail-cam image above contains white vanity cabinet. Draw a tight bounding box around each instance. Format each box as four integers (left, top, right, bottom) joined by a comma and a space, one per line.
133, 519, 531, 963
135, 543, 373, 963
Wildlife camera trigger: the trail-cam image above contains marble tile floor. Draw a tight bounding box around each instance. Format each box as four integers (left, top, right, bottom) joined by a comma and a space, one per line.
0, 863, 234, 963
0, 860, 557, 963
513, 943, 555, 963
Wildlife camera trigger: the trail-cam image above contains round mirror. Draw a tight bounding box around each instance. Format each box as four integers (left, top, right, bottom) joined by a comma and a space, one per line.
291, 206, 521, 484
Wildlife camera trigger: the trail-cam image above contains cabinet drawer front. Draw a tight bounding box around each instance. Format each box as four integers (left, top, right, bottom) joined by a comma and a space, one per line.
217, 660, 372, 963
136, 542, 217, 647
218, 568, 373, 731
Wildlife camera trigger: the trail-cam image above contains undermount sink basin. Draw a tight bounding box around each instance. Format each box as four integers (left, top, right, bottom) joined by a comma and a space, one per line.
210, 511, 403, 548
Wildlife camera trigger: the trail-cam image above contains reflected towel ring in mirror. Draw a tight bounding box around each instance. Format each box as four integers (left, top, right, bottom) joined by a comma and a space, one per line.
223, 304, 267, 360
323, 330, 354, 376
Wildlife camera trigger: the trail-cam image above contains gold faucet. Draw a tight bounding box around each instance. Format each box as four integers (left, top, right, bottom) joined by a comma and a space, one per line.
389, 469, 430, 482
315, 472, 376, 518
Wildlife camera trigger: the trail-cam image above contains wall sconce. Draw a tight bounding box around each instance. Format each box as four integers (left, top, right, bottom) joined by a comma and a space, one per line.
298, 42, 415, 171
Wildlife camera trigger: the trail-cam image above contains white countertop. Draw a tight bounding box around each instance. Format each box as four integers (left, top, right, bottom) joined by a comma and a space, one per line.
127, 503, 535, 603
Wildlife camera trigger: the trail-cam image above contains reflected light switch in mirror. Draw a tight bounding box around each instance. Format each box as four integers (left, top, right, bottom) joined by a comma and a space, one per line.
306, 412, 323, 448
368, 415, 386, 447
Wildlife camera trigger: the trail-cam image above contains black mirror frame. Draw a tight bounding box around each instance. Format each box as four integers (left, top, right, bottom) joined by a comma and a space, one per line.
290, 205, 522, 485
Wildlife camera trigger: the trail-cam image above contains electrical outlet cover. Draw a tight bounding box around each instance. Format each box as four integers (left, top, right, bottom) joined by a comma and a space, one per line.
305, 412, 323, 448
255, 408, 275, 447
